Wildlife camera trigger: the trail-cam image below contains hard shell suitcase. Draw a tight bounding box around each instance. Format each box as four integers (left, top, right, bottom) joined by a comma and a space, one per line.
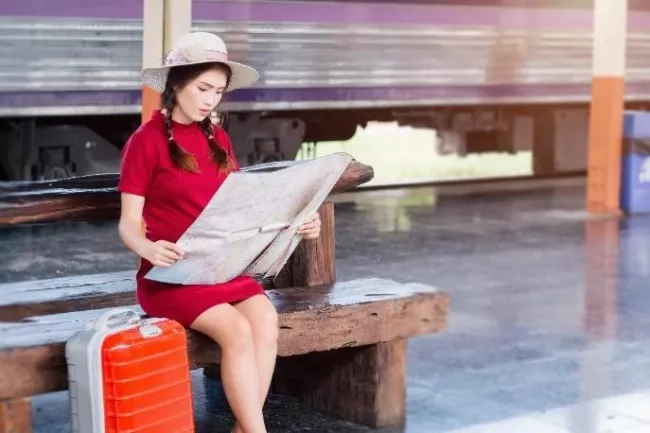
65, 307, 194, 433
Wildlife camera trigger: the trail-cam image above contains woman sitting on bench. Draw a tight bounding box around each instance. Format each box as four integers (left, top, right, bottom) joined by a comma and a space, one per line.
117, 31, 321, 433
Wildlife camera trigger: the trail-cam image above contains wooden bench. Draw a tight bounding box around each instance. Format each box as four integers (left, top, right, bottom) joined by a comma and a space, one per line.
0, 278, 448, 432
0, 162, 451, 431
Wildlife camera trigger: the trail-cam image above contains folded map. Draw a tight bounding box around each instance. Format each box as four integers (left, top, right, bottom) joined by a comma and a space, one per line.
145, 152, 352, 285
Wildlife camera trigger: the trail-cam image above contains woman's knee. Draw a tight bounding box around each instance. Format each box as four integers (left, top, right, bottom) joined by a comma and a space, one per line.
222, 316, 255, 354
233, 295, 279, 347
253, 306, 279, 347
190, 305, 255, 354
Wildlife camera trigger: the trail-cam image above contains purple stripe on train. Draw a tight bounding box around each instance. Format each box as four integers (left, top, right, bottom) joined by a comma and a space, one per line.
229, 82, 650, 103
193, 1, 592, 28
3, 82, 650, 109
270, 0, 650, 9
193, 0, 650, 30
0, 0, 142, 19
3, 0, 649, 30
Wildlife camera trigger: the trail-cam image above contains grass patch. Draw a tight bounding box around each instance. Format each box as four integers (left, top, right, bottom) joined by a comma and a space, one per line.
296, 122, 532, 186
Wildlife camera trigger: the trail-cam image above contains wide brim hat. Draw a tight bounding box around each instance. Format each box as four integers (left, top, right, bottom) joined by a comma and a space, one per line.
141, 31, 259, 93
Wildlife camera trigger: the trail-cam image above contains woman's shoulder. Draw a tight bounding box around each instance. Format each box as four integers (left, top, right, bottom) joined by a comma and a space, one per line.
124, 112, 167, 151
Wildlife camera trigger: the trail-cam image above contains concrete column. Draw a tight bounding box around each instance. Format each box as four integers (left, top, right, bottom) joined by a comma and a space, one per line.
141, 0, 164, 123
586, 0, 628, 213
141, 0, 192, 123
163, 0, 193, 53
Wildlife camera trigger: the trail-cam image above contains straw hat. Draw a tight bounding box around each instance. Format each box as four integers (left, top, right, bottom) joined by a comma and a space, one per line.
141, 32, 259, 93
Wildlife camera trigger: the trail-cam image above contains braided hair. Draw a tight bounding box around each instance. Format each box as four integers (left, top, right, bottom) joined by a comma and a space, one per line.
161, 63, 234, 173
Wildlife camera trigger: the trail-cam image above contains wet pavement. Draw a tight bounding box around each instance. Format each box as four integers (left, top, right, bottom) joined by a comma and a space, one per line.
3, 179, 650, 432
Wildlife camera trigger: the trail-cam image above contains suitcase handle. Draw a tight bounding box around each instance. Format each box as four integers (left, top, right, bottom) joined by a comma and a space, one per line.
94, 308, 142, 331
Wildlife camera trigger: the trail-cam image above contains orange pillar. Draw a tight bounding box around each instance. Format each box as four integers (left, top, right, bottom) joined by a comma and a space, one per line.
141, 0, 164, 123
586, 0, 628, 213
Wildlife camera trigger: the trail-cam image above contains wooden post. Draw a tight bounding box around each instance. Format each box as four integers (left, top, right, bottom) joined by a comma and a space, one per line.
586, 0, 628, 213
141, 0, 164, 123
272, 339, 408, 428
272, 202, 336, 288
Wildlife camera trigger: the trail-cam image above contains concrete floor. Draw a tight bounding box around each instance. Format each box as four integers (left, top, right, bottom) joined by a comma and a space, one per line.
2, 180, 650, 432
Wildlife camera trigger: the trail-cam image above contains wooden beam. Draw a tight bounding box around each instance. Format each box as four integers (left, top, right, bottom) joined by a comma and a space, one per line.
0, 160, 374, 226
586, 0, 628, 213
0, 271, 272, 322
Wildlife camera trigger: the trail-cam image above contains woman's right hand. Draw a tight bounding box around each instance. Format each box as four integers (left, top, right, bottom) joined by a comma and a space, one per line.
143, 240, 185, 267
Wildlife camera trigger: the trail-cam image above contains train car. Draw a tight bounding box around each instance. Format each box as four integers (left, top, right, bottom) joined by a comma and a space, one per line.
0, 0, 649, 180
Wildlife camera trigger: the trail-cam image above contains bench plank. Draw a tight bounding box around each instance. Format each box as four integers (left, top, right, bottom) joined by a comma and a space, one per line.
0, 271, 137, 322
0, 278, 449, 401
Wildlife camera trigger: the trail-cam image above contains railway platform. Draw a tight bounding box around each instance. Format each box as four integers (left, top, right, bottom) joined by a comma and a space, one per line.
2, 177, 650, 432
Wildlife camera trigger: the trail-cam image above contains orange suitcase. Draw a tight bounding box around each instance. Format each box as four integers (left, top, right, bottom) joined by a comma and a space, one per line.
65, 307, 194, 433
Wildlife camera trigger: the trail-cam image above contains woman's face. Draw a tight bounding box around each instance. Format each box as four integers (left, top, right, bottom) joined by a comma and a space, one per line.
174, 66, 229, 123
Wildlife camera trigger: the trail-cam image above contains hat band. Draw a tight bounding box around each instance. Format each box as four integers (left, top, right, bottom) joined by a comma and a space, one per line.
164, 47, 229, 67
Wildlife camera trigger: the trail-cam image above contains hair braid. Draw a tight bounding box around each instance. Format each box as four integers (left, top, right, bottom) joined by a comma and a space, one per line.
159, 62, 234, 173
162, 86, 199, 173
199, 116, 233, 172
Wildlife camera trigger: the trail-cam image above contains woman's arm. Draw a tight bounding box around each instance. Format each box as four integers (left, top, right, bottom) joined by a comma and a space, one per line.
118, 193, 150, 258
118, 192, 184, 267
117, 129, 183, 267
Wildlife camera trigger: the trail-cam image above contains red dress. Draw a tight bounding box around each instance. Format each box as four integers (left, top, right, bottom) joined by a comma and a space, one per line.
118, 110, 265, 327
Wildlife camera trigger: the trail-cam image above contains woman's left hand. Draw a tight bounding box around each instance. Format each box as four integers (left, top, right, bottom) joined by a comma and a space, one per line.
297, 212, 321, 239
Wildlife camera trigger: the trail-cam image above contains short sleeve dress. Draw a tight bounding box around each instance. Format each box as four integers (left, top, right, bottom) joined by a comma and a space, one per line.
118, 110, 265, 327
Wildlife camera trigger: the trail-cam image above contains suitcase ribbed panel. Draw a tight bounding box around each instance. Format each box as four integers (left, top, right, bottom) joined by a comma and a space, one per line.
102, 321, 193, 432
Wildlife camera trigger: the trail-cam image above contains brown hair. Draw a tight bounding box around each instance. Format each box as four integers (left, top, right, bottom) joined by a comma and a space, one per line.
161, 62, 233, 173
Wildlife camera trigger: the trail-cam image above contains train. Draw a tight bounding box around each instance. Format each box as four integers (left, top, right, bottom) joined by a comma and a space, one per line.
1, 0, 649, 181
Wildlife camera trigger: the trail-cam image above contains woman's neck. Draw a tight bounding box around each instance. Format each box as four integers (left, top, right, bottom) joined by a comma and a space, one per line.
166, 107, 193, 125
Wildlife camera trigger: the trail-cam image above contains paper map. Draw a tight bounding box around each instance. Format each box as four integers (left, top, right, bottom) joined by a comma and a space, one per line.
145, 152, 352, 285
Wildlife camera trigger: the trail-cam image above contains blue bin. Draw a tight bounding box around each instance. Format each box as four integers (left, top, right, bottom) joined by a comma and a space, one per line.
621, 111, 650, 214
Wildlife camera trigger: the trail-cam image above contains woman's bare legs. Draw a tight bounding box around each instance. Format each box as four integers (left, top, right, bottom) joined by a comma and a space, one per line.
190, 303, 267, 433
231, 294, 279, 433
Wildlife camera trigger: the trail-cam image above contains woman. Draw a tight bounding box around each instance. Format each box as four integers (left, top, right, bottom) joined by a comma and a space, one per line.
117, 32, 321, 433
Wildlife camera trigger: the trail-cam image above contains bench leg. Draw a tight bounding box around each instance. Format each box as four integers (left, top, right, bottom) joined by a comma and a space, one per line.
271, 339, 407, 428
0, 398, 32, 433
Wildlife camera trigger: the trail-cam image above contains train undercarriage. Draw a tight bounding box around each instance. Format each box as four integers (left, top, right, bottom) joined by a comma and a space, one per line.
1, 102, 648, 182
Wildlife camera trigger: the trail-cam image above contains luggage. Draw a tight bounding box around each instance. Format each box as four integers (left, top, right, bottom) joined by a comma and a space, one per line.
65, 307, 194, 433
